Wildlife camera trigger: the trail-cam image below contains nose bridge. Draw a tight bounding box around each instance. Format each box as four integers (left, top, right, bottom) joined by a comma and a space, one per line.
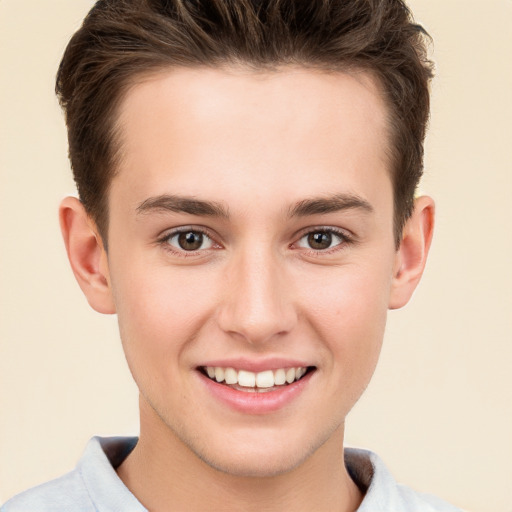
217, 242, 297, 344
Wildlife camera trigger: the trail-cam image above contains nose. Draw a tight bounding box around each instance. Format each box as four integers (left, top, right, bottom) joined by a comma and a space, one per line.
216, 247, 298, 345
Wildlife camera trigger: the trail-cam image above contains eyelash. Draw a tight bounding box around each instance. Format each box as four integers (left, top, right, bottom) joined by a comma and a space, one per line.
294, 227, 354, 257
157, 227, 219, 258
157, 226, 354, 258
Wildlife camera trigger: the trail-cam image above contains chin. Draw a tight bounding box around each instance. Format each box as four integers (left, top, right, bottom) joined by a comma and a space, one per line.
197, 445, 311, 478
183, 423, 339, 479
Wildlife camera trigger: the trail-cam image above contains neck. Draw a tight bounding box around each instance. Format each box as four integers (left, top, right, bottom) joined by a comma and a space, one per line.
117, 401, 363, 512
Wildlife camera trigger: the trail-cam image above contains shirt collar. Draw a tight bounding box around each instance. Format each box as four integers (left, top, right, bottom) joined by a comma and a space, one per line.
79, 437, 448, 512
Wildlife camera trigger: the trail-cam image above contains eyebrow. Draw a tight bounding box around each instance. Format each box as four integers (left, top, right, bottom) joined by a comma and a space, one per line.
288, 193, 374, 218
135, 192, 373, 219
136, 194, 230, 218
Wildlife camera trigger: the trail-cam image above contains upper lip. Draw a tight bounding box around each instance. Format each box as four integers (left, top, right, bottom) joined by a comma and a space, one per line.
197, 357, 313, 373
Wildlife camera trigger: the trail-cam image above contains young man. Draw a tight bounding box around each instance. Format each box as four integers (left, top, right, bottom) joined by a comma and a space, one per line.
2, 1, 461, 510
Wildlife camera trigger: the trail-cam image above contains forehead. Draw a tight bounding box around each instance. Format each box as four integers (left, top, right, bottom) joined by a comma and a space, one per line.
112, 65, 392, 215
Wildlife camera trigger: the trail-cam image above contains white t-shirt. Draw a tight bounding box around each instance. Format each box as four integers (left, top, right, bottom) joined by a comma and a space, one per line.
1, 437, 462, 511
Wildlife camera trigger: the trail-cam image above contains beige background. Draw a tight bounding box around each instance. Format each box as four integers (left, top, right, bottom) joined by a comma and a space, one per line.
1, 1, 511, 510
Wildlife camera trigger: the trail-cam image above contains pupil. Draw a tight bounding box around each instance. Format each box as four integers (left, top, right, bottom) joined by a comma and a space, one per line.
308, 232, 332, 250
178, 231, 203, 251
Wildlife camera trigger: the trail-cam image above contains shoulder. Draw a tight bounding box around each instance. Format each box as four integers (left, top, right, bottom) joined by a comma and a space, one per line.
1, 469, 94, 512
1, 436, 142, 512
393, 482, 463, 512
345, 447, 462, 512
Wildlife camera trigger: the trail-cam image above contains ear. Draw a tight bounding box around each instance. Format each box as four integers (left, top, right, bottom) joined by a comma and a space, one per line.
389, 196, 435, 310
59, 196, 116, 314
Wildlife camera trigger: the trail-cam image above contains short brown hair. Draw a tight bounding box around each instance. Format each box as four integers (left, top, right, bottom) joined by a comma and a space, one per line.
56, 0, 433, 247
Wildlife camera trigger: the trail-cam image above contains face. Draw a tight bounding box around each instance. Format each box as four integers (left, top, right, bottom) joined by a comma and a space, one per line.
105, 66, 400, 476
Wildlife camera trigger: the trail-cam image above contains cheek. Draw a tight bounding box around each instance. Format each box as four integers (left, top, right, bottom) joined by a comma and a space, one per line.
301, 260, 391, 327
110, 262, 219, 379
299, 263, 391, 385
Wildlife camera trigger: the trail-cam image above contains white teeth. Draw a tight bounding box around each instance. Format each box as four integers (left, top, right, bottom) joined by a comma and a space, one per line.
214, 367, 225, 382
255, 370, 274, 388
274, 368, 286, 386
238, 370, 256, 387
224, 367, 238, 385
204, 365, 309, 389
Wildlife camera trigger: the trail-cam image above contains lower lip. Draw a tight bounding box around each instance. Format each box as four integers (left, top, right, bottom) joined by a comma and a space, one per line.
198, 370, 314, 414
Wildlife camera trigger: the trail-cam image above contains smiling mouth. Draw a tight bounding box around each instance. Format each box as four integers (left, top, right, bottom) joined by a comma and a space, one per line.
200, 366, 315, 393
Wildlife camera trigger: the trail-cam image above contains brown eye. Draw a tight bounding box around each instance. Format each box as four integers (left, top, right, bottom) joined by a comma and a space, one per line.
166, 230, 214, 252
307, 232, 333, 250
178, 231, 203, 250
296, 229, 346, 251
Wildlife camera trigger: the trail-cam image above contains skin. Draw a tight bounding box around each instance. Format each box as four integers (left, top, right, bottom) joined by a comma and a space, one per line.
60, 66, 434, 511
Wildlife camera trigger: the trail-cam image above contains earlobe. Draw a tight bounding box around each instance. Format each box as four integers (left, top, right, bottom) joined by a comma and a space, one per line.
389, 196, 435, 310
59, 197, 116, 314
